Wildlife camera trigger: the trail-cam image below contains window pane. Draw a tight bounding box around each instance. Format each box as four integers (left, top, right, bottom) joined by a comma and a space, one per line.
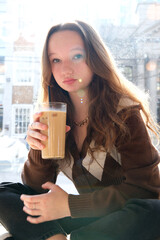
13, 105, 32, 136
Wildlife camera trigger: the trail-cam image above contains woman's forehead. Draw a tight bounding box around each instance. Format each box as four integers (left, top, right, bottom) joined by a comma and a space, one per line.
48, 30, 85, 54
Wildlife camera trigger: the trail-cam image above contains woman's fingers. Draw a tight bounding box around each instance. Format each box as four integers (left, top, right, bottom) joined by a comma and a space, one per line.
23, 200, 40, 210
23, 206, 40, 214
26, 135, 45, 150
27, 128, 47, 141
33, 112, 43, 122
26, 215, 44, 224
23, 206, 41, 218
26, 109, 71, 150
27, 125, 70, 150
66, 125, 71, 132
26, 113, 48, 150
29, 121, 48, 131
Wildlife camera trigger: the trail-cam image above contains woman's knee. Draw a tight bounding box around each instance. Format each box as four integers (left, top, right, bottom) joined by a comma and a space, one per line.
0, 190, 13, 210
125, 198, 160, 235
126, 198, 160, 215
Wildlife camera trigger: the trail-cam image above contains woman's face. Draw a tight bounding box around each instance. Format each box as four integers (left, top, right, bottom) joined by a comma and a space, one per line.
48, 30, 93, 95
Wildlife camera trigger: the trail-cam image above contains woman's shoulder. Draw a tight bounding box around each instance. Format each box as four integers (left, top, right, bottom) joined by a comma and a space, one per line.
117, 97, 141, 113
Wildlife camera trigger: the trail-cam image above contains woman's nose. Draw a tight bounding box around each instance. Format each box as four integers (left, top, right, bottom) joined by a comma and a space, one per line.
61, 61, 73, 75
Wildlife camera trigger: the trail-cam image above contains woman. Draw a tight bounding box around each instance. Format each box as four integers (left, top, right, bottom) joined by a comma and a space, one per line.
0, 20, 160, 240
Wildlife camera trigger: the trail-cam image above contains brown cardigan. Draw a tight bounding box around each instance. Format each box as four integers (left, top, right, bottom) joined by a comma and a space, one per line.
21, 104, 160, 218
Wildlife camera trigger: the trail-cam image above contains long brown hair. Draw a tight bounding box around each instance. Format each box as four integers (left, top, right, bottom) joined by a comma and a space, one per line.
40, 20, 159, 160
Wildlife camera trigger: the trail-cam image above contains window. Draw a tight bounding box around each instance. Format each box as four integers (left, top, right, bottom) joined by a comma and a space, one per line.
0, 107, 3, 132
15, 60, 32, 83
12, 104, 33, 137
13, 54, 34, 85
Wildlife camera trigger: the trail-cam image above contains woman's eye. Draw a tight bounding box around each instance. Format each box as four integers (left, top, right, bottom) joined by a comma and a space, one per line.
72, 54, 84, 61
52, 58, 60, 63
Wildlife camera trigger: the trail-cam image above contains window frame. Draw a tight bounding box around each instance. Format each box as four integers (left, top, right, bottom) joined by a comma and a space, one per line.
11, 104, 33, 138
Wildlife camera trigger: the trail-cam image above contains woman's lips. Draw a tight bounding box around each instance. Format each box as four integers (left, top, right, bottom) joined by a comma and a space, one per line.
63, 78, 77, 84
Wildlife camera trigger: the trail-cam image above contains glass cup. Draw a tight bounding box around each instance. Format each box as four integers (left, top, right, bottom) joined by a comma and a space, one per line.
37, 102, 67, 159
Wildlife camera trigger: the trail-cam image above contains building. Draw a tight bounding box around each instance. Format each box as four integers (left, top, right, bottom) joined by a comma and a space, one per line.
3, 35, 35, 137
101, 2, 160, 122
1, 0, 41, 138
1, 0, 160, 139
134, 2, 160, 121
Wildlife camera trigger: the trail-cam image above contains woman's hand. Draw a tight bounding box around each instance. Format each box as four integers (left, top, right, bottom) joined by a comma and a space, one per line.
26, 112, 70, 150
20, 182, 71, 224
26, 112, 48, 150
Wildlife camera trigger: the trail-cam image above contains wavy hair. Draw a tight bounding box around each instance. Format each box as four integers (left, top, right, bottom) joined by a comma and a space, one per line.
39, 20, 159, 160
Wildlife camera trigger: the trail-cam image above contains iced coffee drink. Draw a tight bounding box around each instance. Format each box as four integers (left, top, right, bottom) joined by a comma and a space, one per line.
38, 102, 67, 159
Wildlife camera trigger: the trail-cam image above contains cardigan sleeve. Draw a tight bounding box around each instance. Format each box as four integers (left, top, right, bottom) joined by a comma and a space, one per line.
68, 106, 160, 218
21, 148, 59, 193
116, 107, 160, 194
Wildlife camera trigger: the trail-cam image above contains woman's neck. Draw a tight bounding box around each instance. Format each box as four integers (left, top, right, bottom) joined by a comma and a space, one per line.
69, 90, 89, 122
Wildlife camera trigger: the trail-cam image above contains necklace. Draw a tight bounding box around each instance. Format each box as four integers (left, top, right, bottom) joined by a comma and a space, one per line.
74, 116, 89, 127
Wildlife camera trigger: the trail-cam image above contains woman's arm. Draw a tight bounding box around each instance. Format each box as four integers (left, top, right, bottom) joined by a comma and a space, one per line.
21, 111, 70, 193
21, 148, 59, 193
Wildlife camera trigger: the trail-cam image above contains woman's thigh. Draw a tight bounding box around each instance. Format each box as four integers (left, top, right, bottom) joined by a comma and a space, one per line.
70, 199, 160, 240
57, 216, 100, 234
0, 182, 99, 240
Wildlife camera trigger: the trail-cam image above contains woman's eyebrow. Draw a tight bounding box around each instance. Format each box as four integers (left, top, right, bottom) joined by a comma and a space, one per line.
48, 53, 56, 57
70, 47, 85, 52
